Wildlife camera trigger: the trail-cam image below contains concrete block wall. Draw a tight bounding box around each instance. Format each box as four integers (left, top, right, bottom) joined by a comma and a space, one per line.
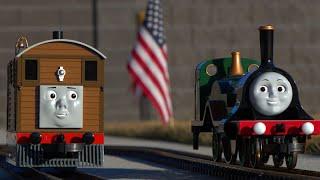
0, 0, 320, 128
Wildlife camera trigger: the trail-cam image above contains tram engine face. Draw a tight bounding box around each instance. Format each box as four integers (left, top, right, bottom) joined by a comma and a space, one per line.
249, 72, 293, 116
39, 85, 83, 128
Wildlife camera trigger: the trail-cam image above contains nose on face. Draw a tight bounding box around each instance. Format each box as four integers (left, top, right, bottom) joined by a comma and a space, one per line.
268, 87, 278, 98
56, 98, 68, 109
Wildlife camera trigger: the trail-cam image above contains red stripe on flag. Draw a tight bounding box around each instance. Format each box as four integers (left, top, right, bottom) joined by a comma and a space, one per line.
128, 65, 169, 124
138, 33, 169, 83
160, 47, 168, 61
131, 50, 171, 116
127, 0, 173, 124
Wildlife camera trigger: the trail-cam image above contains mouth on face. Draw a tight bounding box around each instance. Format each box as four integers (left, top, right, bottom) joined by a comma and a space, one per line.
266, 99, 279, 105
55, 111, 69, 119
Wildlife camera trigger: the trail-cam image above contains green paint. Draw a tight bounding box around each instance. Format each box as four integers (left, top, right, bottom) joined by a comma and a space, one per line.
195, 57, 260, 121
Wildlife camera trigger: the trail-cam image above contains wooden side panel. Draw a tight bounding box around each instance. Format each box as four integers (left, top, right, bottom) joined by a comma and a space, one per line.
39, 59, 82, 84
83, 87, 101, 131
23, 43, 97, 58
19, 87, 102, 132
19, 87, 37, 130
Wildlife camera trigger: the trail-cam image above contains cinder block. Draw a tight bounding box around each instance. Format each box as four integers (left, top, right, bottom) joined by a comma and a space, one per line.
99, 29, 136, 49
0, 0, 90, 6
99, 7, 137, 28
166, 27, 192, 46
61, 8, 92, 26
105, 71, 131, 89
20, 9, 61, 26
0, 32, 21, 48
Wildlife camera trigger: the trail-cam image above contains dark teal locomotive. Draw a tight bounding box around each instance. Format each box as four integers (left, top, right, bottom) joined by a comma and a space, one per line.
192, 25, 320, 169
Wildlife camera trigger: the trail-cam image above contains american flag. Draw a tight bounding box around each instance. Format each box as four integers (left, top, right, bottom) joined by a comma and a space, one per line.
128, 0, 173, 124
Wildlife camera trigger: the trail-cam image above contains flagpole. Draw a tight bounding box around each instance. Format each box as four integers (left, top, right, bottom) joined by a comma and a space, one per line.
129, 0, 173, 126
137, 10, 154, 121
92, 0, 98, 49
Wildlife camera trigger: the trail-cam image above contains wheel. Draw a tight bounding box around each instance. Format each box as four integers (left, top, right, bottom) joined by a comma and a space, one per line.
272, 153, 284, 168
261, 139, 269, 163
285, 152, 298, 169
285, 137, 298, 169
212, 132, 222, 162
249, 137, 263, 168
238, 138, 249, 166
262, 154, 269, 164
222, 136, 237, 164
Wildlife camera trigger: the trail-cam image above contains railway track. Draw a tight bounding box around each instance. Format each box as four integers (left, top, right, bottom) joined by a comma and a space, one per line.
105, 145, 320, 180
0, 155, 104, 180
2, 166, 104, 180
0, 145, 318, 179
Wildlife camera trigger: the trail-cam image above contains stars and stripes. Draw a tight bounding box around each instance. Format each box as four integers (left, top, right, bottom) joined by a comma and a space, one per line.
128, 0, 173, 124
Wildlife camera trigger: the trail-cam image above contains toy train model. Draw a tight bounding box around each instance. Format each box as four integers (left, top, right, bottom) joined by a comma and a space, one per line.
6, 31, 106, 167
192, 25, 320, 169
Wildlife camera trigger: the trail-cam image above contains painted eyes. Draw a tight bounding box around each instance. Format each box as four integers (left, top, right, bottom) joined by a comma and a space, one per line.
68, 91, 78, 100
259, 85, 286, 93
277, 85, 286, 93
46, 90, 78, 100
259, 86, 268, 93
47, 90, 57, 100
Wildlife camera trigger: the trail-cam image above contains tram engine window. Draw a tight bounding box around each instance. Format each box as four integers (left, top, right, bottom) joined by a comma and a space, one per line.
25, 60, 38, 80
85, 61, 97, 81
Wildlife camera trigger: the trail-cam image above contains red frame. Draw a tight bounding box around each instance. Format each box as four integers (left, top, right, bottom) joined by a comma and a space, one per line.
15, 132, 104, 144
234, 120, 320, 136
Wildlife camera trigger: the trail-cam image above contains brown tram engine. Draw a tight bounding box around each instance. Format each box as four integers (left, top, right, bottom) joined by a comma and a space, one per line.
6, 31, 106, 167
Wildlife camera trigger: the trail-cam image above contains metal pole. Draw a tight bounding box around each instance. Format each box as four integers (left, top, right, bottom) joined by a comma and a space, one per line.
137, 10, 153, 121
92, 0, 98, 48
140, 95, 152, 120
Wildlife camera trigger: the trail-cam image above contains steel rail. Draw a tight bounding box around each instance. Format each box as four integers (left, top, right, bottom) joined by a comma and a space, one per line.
0, 145, 319, 179
0, 155, 104, 180
105, 145, 320, 180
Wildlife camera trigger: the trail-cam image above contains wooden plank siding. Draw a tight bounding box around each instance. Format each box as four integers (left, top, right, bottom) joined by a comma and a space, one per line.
18, 86, 101, 132
22, 43, 97, 58
39, 59, 82, 84
15, 42, 104, 133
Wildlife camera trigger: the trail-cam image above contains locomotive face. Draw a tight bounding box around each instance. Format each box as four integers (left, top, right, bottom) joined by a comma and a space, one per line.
39, 85, 83, 128
249, 72, 293, 116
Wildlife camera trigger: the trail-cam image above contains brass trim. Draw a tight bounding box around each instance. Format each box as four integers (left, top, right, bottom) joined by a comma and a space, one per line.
230, 51, 244, 76
248, 64, 259, 72
259, 25, 274, 30
15, 36, 29, 48
206, 64, 217, 76
137, 10, 145, 25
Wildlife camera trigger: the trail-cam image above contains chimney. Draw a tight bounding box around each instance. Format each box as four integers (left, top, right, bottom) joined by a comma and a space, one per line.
259, 25, 274, 66
53, 31, 63, 39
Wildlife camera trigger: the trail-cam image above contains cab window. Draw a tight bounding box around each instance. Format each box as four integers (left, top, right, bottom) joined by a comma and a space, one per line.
25, 59, 38, 80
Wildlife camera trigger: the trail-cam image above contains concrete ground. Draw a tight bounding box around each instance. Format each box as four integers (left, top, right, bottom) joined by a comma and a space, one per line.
80, 155, 220, 180
105, 136, 320, 172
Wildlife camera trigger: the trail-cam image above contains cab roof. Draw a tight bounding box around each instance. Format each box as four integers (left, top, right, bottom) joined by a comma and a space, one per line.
15, 39, 107, 60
